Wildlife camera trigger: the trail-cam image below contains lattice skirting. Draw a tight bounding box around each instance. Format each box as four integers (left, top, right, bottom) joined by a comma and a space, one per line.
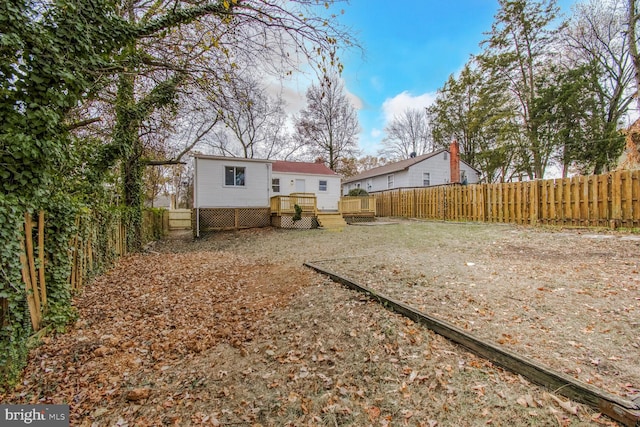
272, 214, 318, 229
197, 208, 271, 231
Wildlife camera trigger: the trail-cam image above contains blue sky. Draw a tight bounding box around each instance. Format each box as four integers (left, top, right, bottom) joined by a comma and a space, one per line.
326, 0, 578, 156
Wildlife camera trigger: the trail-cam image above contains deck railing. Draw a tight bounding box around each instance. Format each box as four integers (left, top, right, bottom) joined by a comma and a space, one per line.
339, 196, 376, 215
270, 193, 317, 215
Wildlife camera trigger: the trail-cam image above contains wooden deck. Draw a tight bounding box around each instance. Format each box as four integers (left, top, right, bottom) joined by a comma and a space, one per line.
269, 195, 377, 229
338, 196, 376, 216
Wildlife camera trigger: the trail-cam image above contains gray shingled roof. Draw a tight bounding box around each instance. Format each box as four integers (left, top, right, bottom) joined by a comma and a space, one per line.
342, 149, 447, 184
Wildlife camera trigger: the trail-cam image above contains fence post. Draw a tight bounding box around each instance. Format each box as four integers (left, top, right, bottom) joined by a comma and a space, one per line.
611, 171, 622, 228
530, 181, 538, 225
20, 213, 42, 331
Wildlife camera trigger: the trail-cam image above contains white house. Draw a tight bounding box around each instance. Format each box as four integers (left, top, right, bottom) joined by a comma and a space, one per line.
193, 155, 341, 210
341, 142, 480, 195
194, 155, 273, 209
271, 160, 341, 210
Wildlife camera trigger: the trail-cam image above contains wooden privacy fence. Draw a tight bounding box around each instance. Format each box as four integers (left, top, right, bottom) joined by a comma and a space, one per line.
374, 170, 640, 228
70, 214, 128, 292
2, 209, 166, 333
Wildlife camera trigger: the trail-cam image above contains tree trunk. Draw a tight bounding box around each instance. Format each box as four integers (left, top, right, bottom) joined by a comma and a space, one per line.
115, 71, 144, 252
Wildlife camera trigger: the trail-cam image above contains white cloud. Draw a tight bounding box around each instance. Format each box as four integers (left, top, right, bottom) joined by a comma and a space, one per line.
371, 128, 382, 138
381, 91, 437, 123
269, 73, 363, 116
346, 89, 364, 110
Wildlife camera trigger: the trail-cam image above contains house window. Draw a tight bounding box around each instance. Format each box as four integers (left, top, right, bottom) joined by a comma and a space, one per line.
367, 179, 372, 190
319, 180, 327, 192
272, 178, 280, 193
460, 170, 467, 184
225, 166, 245, 186
387, 174, 394, 189
443, 152, 448, 160
423, 172, 430, 186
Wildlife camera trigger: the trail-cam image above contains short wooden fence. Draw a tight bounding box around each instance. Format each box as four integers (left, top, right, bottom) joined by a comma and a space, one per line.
18, 211, 47, 331
2, 209, 166, 333
167, 209, 192, 230
374, 170, 640, 228
338, 196, 376, 215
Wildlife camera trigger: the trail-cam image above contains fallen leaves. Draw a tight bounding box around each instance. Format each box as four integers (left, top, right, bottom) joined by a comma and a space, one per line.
1, 225, 635, 426
1, 251, 316, 425
125, 388, 150, 402
545, 393, 579, 415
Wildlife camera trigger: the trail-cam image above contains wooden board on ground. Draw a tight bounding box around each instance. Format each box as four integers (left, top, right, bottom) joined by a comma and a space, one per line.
304, 261, 640, 427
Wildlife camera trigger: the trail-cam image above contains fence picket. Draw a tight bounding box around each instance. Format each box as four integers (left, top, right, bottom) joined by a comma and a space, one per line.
37, 211, 46, 307
19, 239, 40, 331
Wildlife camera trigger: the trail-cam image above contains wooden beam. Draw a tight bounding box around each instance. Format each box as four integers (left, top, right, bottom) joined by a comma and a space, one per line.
19, 218, 40, 331
37, 210, 47, 308
24, 212, 41, 316
303, 262, 640, 427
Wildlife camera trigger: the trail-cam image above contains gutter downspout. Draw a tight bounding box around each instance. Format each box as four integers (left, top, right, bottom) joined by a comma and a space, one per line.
195, 157, 200, 238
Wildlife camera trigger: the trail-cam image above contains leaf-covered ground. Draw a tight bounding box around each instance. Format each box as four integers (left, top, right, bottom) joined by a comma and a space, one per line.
2, 221, 638, 426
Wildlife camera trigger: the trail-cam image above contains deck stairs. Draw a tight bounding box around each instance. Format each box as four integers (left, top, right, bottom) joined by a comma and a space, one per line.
316, 212, 347, 231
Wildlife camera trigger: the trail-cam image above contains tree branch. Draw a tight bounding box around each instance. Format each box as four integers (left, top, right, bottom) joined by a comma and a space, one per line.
143, 116, 219, 166
135, 2, 232, 39
65, 117, 101, 131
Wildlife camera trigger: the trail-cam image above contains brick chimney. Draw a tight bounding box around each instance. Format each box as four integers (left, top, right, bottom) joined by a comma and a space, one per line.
449, 140, 460, 184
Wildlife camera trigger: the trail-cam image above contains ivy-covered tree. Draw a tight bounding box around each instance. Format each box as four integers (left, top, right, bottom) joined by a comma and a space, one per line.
0, 0, 135, 387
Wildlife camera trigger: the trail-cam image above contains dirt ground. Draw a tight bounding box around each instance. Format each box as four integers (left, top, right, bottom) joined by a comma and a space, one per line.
2, 220, 639, 426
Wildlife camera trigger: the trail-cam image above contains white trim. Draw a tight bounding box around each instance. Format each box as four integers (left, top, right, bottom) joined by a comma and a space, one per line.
193, 154, 275, 163
195, 157, 200, 237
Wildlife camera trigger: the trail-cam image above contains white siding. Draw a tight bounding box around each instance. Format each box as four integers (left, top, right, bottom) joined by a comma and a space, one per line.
341, 151, 480, 194
460, 163, 480, 184
195, 157, 271, 208
272, 172, 341, 210
406, 153, 451, 186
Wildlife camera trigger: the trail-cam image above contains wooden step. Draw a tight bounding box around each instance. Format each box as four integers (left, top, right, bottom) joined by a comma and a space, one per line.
316, 213, 347, 230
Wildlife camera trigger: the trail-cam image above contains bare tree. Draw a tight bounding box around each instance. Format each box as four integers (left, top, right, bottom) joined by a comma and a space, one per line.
200, 71, 297, 159
379, 108, 433, 160
295, 73, 360, 171
625, 0, 640, 167
629, 0, 640, 104
563, 0, 633, 172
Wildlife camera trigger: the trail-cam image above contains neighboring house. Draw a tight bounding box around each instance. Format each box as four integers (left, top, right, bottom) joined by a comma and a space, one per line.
193, 155, 341, 210
145, 194, 172, 209
341, 142, 480, 195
